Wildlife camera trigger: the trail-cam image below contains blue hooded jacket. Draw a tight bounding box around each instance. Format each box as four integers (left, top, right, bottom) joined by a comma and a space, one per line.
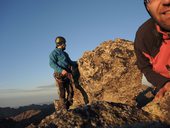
49, 48, 76, 73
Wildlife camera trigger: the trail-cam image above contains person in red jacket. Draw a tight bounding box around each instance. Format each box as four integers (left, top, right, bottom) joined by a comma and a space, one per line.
134, 0, 170, 101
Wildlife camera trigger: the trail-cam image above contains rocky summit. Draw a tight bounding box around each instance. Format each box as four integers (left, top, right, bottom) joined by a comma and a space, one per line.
73, 38, 145, 107
71, 38, 170, 127
37, 101, 167, 128
47, 38, 170, 128
1, 39, 170, 128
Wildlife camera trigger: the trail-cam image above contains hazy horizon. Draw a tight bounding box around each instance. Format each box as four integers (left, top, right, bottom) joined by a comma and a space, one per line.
0, 84, 58, 107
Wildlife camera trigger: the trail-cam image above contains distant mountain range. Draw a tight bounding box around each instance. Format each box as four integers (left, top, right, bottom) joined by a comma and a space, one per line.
0, 103, 55, 128
0, 102, 52, 118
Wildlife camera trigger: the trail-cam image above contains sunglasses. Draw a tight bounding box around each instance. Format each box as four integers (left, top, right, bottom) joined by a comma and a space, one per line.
57, 42, 66, 46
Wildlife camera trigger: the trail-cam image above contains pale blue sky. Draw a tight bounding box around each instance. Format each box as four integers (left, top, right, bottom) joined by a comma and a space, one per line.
0, 0, 150, 107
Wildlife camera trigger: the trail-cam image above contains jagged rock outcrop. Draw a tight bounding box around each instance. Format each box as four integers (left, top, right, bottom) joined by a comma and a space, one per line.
37, 101, 168, 128
73, 39, 146, 107
70, 38, 170, 125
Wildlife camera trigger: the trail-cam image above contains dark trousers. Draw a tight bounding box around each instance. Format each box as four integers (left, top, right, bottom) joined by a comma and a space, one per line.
54, 72, 73, 109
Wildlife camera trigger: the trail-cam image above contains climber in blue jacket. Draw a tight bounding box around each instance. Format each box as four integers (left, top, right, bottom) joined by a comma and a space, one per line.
49, 36, 77, 110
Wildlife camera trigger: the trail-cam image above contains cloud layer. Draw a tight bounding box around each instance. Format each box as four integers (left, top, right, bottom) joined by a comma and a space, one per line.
0, 84, 58, 107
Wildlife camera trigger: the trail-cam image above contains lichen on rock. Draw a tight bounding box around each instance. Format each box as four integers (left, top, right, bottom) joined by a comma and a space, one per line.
73, 38, 145, 107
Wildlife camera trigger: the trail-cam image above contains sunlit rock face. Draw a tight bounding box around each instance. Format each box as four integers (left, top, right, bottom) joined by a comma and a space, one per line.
72, 38, 170, 125
73, 39, 145, 107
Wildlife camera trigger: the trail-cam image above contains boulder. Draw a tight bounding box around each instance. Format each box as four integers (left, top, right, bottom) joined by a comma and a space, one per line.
73, 39, 146, 107
71, 38, 170, 125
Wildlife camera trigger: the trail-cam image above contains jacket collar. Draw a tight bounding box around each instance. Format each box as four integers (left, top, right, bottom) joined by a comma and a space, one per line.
156, 25, 170, 40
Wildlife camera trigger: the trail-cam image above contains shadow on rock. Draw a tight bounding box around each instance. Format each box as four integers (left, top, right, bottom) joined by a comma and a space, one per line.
0, 118, 16, 128
72, 66, 89, 104
136, 87, 155, 108
120, 121, 170, 128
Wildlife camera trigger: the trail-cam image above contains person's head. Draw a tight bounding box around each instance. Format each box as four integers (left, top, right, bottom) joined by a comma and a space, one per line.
144, 0, 170, 31
55, 36, 66, 50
